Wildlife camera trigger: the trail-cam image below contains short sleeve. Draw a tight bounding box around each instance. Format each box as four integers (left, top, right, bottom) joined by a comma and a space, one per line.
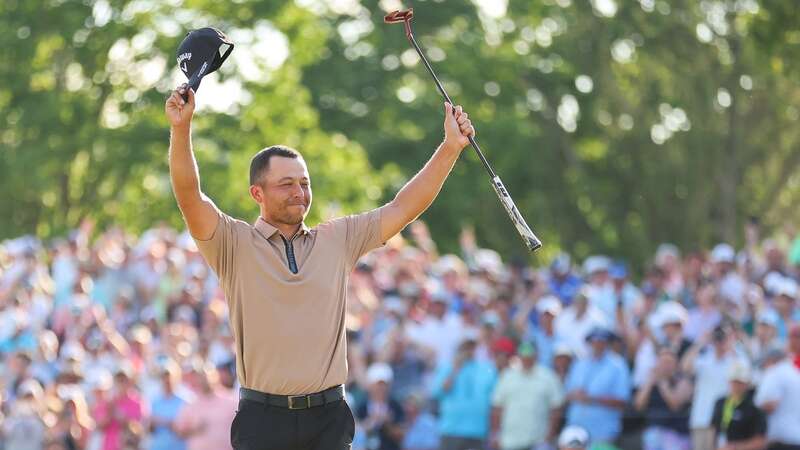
754, 367, 782, 407
342, 208, 384, 266
611, 360, 632, 401
491, 372, 511, 406
192, 212, 240, 285
548, 371, 566, 408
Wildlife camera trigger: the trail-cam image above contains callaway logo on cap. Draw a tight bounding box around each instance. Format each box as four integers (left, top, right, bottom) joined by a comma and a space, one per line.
175, 27, 234, 97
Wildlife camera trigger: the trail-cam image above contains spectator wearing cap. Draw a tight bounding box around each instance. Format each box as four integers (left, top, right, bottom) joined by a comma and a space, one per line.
682, 325, 750, 450
684, 283, 722, 342
557, 425, 589, 450
490, 341, 564, 450
2, 379, 46, 450
555, 289, 608, 358
490, 336, 516, 373
747, 310, 782, 366
634, 347, 693, 450
174, 362, 237, 450
582, 256, 618, 325
379, 326, 431, 403
355, 363, 405, 450
609, 262, 641, 316
547, 253, 582, 305
772, 278, 800, 341
552, 344, 575, 385
149, 359, 189, 450
654, 244, 684, 298
755, 325, 800, 450
405, 293, 469, 370
430, 336, 497, 450
711, 361, 767, 450
711, 243, 747, 308
522, 295, 562, 368
400, 392, 440, 450
564, 327, 631, 446
92, 364, 145, 450
633, 301, 692, 388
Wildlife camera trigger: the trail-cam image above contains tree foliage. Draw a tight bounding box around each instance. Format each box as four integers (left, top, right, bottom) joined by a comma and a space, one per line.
2, 0, 799, 267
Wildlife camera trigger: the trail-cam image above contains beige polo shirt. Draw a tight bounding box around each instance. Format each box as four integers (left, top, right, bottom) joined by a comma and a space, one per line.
193, 208, 383, 395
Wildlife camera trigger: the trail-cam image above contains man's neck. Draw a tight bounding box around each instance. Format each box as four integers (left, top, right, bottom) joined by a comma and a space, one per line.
263, 216, 302, 239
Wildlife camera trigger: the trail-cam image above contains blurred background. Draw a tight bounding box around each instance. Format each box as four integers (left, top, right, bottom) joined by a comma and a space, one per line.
2, 0, 800, 449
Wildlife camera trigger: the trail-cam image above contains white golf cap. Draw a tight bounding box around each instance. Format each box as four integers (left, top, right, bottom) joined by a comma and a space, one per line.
537, 296, 563, 316
728, 361, 752, 383
583, 255, 611, 275
554, 343, 574, 358
558, 425, 590, 448
656, 301, 688, 327
366, 362, 394, 385
711, 243, 735, 264
776, 278, 798, 300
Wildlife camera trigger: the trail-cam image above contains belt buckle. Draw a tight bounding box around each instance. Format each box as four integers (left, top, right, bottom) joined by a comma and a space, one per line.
288, 395, 310, 410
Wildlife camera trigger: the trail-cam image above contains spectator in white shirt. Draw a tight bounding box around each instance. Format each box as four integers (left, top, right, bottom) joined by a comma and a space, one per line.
755, 325, 800, 450
681, 324, 749, 450
555, 289, 608, 358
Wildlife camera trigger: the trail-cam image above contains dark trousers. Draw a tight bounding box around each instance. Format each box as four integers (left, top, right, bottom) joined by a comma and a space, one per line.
768, 444, 800, 450
439, 436, 485, 450
231, 397, 355, 450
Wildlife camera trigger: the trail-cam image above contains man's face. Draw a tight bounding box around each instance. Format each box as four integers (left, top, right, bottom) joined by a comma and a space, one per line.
250, 156, 312, 226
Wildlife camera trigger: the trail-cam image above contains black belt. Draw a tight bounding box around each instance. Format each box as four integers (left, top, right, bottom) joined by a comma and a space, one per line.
239, 385, 345, 410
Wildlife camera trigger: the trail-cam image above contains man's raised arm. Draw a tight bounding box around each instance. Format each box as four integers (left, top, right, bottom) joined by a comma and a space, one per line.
379, 102, 474, 242
166, 84, 221, 240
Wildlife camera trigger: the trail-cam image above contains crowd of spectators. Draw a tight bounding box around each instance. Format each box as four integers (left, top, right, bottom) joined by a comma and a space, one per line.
1, 218, 800, 450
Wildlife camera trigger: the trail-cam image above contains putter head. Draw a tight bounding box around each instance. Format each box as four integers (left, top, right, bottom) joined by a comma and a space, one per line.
384, 9, 413, 24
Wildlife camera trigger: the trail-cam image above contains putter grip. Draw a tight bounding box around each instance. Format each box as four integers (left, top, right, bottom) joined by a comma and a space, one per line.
384, 9, 413, 23
490, 176, 542, 252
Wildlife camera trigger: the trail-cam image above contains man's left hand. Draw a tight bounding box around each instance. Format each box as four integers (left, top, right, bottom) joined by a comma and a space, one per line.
443, 102, 475, 151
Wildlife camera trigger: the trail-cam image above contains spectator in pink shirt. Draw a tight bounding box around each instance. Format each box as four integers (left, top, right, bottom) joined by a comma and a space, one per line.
174, 362, 237, 450
91, 366, 145, 450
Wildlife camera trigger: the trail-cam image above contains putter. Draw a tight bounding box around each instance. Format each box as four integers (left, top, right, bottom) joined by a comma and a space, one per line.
385, 8, 542, 252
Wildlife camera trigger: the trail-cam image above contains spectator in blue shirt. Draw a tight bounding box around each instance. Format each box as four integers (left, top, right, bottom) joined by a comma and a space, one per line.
400, 392, 439, 450
565, 327, 631, 446
149, 360, 189, 450
548, 253, 583, 306
430, 336, 497, 450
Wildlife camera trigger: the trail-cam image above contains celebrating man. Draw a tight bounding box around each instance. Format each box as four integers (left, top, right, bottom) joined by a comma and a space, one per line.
165, 83, 475, 449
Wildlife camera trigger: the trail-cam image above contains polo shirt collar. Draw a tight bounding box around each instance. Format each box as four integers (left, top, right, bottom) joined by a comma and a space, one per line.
254, 216, 310, 240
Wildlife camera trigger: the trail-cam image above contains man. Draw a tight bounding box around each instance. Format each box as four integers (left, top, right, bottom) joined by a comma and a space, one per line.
711, 243, 746, 308
555, 288, 608, 358
166, 77, 475, 450
149, 359, 190, 450
174, 361, 238, 450
490, 341, 564, 450
526, 295, 562, 368
547, 253, 582, 305
633, 301, 691, 388
681, 325, 749, 450
354, 363, 405, 450
406, 294, 467, 370
431, 337, 498, 450
711, 361, 767, 450
564, 327, 631, 446
755, 324, 800, 450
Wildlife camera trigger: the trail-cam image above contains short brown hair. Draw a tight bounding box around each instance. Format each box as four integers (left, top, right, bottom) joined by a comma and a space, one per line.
249, 145, 302, 185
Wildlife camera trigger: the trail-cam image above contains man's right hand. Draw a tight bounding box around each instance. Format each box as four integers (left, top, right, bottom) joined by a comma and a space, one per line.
166, 83, 195, 129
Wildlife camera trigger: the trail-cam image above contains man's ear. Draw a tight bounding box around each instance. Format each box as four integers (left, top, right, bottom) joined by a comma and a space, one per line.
249, 184, 263, 203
